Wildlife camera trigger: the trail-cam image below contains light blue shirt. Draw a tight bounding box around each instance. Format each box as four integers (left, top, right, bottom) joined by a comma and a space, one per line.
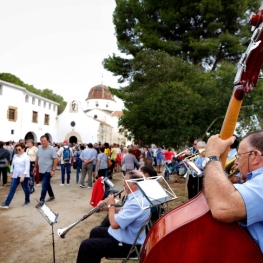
80, 148, 94, 161
108, 190, 150, 245
91, 148, 97, 165
234, 167, 263, 252
192, 156, 205, 177
228, 148, 237, 159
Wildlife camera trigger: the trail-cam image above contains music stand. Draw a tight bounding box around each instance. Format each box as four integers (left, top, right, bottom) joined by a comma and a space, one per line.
36, 200, 59, 263
125, 176, 178, 210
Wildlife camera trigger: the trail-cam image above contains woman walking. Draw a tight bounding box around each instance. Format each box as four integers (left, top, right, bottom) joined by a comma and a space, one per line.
26, 139, 38, 193
0, 142, 30, 209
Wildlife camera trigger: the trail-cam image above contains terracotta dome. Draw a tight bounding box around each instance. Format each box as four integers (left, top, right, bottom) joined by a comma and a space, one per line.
86, 84, 115, 101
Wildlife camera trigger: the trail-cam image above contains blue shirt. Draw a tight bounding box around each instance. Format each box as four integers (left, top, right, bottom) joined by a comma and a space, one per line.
108, 190, 150, 245
79, 148, 94, 162
234, 167, 263, 252
192, 156, 204, 177
156, 148, 163, 160
91, 148, 97, 165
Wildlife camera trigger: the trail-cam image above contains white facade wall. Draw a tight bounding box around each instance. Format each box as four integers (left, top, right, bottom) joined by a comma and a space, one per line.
85, 108, 112, 123
0, 80, 59, 142
56, 98, 104, 144
86, 98, 115, 113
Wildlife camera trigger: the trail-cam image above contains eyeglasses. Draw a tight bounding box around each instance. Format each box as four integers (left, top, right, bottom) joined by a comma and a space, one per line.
235, 151, 253, 160
16, 148, 22, 151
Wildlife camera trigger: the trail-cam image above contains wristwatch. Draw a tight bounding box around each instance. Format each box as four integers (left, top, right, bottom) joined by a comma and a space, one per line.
52, 169, 56, 171
108, 204, 115, 208
202, 156, 221, 168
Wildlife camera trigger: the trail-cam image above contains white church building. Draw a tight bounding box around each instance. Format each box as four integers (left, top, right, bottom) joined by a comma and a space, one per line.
0, 80, 127, 145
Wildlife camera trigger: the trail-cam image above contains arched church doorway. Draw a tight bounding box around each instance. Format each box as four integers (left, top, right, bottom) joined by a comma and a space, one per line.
24, 132, 37, 142
69, 136, 78, 144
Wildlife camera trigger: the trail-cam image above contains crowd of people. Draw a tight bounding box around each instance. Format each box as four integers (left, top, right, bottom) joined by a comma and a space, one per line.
1, 130, 263, 260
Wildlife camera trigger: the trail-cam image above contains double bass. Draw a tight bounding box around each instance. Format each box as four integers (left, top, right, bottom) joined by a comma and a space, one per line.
140, 4, 263, 263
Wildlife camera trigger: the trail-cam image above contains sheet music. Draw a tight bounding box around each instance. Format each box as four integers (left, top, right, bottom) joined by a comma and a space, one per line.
40, 203, 57, 224
136, 179, 171, 206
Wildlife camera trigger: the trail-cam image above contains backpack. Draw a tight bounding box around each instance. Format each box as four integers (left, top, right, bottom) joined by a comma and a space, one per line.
63, 147, 71, 166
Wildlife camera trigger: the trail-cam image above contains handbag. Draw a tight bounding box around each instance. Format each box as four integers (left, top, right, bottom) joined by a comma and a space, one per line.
73, 161, 77, 169
122, 163, 126, 171
107, 158, 112, 167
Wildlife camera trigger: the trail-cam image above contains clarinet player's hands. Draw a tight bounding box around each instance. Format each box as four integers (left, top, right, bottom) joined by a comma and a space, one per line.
97, 200, 108, 211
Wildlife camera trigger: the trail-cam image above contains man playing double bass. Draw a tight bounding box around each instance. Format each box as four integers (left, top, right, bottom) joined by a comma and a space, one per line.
204, 130, 263, 253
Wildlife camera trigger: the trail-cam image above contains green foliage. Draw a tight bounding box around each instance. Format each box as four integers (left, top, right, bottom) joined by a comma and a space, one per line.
105, 1, 263, 146
110, 50, 240, 147
0, 73, 66, 114
104, 0, 260, 82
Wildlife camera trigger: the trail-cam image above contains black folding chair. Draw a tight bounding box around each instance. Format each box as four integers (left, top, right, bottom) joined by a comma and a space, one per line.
106, 214, 152, 263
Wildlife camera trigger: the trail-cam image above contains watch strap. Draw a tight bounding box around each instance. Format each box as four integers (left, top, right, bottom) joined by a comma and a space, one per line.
205, 156, 221, 167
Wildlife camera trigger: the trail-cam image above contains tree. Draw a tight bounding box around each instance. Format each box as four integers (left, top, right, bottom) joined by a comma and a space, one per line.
104, 1, 263, 146
104, 0, 260, 82
111, 50, 235, 147
0, 73, 66, 114
111, 50, 263, 146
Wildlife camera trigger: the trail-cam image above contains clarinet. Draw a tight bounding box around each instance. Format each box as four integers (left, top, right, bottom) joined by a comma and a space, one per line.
57, 188, 125, 238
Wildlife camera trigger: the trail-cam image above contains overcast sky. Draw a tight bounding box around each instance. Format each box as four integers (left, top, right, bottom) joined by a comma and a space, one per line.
0, 0, 124, 109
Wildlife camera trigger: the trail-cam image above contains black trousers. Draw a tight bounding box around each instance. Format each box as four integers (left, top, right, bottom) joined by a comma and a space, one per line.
187, 174, 203, 199
77, 227, 133, 263
0, 167, 8, 185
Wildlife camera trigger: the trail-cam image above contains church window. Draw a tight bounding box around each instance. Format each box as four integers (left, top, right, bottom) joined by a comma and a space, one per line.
71, 121, 76, 127
95, 101, 99, 107
7, 106, 18, 122
94, 115, 98, 119
44, 101, 46, 108
0, 85, 2, 95
38, 100, 41, 106
72, 101, 77, 111
25, 95, 29, 103
32, 111, 38, 123
106, 102, 109, 108
44, 114, 49, 125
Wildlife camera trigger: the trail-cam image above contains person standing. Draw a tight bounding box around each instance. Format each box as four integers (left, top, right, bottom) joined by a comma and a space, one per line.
156, 146, 163, 173
26, 139, 38, 193
91, 144, 98, 183
0, 141, 11, 186
109, 143, 117, 178
96, 147, 108, 178
57, 140, 73, 186
132, 145, 141, 170
75, 145, 84, 183
79, 143, 94, 188
122, 148, 140, 172
34, 135, 58, 207
0, 142, 30, 209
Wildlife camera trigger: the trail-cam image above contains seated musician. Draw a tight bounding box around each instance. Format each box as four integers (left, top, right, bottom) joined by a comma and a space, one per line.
204, 131, 263, 253
187, 141, 206, 199
141, 165, 157, 178
76, 170, 151, 263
